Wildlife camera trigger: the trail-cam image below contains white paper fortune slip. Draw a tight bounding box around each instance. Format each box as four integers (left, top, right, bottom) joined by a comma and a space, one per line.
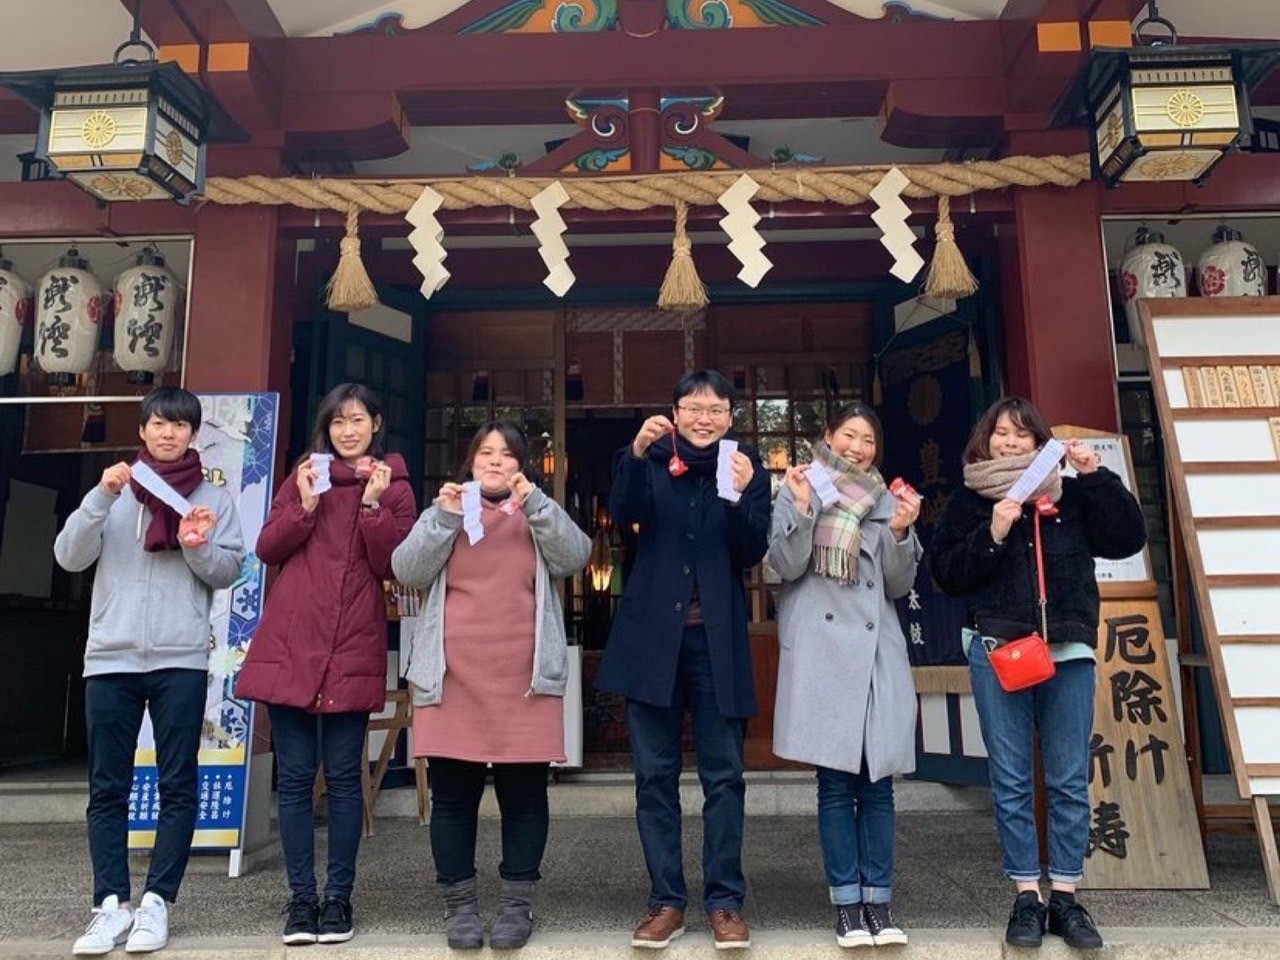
131, 460, 193, 517
716, 438, 741, 503
461, 481, 485, 545
309, 452, 334, 494
804, 461, 843, 510
1006, 439, 1065, 504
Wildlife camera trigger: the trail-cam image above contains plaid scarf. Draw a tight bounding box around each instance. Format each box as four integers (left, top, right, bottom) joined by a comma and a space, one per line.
810, 440, 886, 585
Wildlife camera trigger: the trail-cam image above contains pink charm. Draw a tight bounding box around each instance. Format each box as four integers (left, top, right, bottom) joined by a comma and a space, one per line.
499, 498, 520, 515
354, 456, 375, 479
667, 427, 688, 477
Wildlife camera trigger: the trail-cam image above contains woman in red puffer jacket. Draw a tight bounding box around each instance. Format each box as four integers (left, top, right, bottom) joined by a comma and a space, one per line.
237, 382, 415, 946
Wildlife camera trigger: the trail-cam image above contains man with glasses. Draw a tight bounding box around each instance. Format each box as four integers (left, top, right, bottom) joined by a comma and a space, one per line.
598, 370, 771, 950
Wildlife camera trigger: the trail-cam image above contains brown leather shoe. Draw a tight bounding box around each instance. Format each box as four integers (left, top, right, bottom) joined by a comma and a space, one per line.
709, 909, 751, 950
631, 906, 686, 949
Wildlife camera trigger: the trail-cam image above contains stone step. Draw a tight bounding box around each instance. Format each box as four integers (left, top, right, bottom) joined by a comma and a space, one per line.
5, 928, 1279, 960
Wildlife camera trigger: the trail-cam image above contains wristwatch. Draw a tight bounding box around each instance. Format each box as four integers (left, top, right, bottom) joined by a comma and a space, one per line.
361, 501, 380, 511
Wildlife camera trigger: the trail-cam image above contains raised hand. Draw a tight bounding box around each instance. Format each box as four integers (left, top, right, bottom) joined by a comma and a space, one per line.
99, 462, 132, 495
632, 414, 676, 458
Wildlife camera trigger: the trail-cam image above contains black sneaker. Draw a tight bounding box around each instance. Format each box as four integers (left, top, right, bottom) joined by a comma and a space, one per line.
863, 903, 908, 946
317, 897, 354, 944
282, 895, 318, 946
1048, 892, 1103, 949
1005, 891, 1047, 948
833, 904, 873, 947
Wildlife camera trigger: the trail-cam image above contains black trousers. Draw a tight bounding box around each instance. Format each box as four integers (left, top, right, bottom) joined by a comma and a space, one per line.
427, 757, 550, 884
85, 669, 206, 906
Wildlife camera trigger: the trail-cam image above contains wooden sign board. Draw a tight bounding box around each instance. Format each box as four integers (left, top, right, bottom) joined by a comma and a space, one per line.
1053, 427, 1208, 890
1139, 296, 1280, 905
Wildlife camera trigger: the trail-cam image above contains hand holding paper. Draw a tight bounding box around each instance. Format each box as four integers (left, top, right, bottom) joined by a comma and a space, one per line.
461, 481, 485, 545
1006, 439, 1065, 504
716, 439, 742, 503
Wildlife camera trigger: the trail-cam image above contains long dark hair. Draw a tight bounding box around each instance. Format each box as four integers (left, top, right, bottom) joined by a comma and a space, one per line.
310, 382, 386, 458
962, 396, 1053, 464
457, 420, 531, 483
825, 400, 884, 468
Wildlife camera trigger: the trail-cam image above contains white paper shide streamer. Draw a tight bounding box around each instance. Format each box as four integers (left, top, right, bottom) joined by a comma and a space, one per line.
718, 174, 772, 288
870, 167, 924, 284
406, 185, 450, 298
531, 182, 575, 297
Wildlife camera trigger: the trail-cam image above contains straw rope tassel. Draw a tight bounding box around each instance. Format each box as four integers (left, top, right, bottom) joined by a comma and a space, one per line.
326, 207, 379, 312
657, 200, 709, 310
923, 195, 978, 300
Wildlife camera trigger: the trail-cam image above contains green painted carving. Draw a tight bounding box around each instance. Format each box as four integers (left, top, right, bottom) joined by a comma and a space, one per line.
663, 145, 719, 170
462, 0, 618, 33
554, 0, 619, 31
665, 0, 823, 29
575, 147, 629, 171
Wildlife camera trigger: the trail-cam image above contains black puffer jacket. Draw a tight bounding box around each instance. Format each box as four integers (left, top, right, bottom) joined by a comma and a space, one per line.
928, 468, 1147, 646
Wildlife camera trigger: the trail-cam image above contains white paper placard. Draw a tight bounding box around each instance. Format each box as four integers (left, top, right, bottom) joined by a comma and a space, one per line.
131, 460, 193, 517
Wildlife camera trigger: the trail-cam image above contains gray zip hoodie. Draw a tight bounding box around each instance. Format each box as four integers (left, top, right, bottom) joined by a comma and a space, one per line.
53, 483, 246, 677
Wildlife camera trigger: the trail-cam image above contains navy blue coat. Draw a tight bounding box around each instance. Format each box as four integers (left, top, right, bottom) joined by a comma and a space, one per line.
597, 444, 771, 719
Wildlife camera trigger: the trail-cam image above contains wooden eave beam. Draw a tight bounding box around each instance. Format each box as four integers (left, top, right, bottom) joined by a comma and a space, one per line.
280, 19, 1004, 97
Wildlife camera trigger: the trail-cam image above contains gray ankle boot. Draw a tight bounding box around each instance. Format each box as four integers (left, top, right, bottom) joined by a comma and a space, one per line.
440, 877, 483, 949
488, 879, 536, 949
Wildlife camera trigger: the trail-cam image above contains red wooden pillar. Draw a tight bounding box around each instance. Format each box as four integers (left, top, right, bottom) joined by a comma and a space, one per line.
998, 180, 1119, 432
185, 204, 291, 392
184, 204, 295, 454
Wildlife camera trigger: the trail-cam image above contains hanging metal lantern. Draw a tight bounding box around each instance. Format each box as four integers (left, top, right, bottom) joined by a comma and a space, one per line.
1117, 227, 1186, 348
0, 257, 34, 377
0, 1, 243, 204
113, 248, 179, 384
1053, 39, 1280, 186
1196, 226, 1267, 298
35, 249, 104, 387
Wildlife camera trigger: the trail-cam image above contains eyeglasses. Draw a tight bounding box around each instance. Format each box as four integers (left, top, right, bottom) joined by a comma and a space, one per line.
676, 403, 732, 419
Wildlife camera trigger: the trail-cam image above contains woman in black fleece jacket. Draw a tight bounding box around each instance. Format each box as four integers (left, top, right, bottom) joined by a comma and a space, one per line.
929, 397, 1146, 952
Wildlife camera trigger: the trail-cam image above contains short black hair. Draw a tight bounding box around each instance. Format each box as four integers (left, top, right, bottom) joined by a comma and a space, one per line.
138, 387, 202, 432
457, 420, 531, 483
672, 369, 735, 408
311, 382, 386, 458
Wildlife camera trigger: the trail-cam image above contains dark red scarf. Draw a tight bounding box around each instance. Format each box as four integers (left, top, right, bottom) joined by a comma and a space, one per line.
129, 448, 206, 552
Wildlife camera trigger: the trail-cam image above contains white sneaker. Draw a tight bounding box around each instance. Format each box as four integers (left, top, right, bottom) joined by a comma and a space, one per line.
72, 895, 134, 956
125, 892, 169, 953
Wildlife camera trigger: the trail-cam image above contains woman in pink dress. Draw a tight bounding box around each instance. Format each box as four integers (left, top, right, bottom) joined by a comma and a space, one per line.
392, 420, 589, 950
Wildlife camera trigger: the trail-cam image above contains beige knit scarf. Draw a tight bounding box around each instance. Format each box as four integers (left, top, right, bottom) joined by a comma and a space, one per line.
962, 451, 1063, 503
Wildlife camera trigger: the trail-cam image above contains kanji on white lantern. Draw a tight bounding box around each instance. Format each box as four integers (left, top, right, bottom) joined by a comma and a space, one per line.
1196, 226, 1267, 298
35, 248, 104, 387
1117, 227, 1186, 348
113, 248, 179, 384
0, 257, 34, 377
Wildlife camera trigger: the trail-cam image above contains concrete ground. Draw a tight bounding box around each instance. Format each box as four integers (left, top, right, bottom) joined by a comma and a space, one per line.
2, 810, 1277, 958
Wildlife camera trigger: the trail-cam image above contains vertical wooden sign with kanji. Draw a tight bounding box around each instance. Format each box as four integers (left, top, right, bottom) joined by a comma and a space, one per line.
1053, 427, 1209, 890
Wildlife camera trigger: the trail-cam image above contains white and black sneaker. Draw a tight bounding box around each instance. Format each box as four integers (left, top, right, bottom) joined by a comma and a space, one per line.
282, 895, 319, 946
863, 903, 908, 946
317, 897, 354, 944
834, 904, 873, 948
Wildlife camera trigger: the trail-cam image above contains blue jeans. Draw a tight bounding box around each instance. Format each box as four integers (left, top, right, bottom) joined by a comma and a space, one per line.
626, 625, 747, 914
816, 766, 895, 905
967, 644, 1095, 884
85, 669, 206, 906
268, 705, 369, 901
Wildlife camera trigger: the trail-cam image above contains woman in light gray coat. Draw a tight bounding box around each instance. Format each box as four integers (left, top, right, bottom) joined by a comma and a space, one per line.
766, 402, 921, 949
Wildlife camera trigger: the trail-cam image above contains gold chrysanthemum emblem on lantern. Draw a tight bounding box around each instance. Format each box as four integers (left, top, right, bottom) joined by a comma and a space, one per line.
1165, 89, 1205, 127
80, 110, 118, 148
88, 173, 153, 199
1131, 153, 1204, 181
163, 129, 185, 166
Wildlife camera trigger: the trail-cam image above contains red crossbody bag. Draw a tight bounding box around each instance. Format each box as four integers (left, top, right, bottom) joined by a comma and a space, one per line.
986, 500, 1057, 693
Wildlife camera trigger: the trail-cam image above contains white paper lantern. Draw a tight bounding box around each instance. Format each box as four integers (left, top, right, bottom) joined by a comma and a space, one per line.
35, 249, 104, 386
1117, 227, 1186, 348
113, 248, 179, 384
0, 257, 34, 377
1196, 226, 1267, 299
